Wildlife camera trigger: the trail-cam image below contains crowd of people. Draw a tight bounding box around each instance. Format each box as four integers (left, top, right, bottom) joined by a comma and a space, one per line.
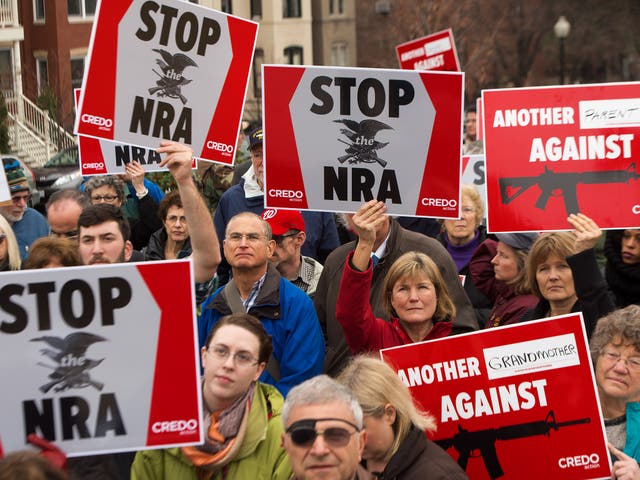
0, 120, 640, 480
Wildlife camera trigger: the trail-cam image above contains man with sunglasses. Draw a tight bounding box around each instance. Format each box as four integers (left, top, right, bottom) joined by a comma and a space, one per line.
282, 375, 371, 480
0, 158, 49, 259
263, 208, 324, 298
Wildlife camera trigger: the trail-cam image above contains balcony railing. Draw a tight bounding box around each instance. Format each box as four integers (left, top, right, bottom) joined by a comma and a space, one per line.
0, 0, 18, 27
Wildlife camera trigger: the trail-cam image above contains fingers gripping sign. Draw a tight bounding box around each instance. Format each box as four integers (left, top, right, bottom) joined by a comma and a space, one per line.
609, 443, 640, 480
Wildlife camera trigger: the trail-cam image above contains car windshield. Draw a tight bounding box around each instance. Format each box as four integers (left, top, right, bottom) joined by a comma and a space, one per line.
44, 148, 79, 167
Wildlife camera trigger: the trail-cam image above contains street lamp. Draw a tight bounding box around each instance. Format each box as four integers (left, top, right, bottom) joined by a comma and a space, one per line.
554, 16, 571, 85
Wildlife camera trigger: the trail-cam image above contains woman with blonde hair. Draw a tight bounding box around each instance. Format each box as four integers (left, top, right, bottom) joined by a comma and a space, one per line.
336, 201, 456, 353
0, 215, 21, 271
337, 355, 467, 479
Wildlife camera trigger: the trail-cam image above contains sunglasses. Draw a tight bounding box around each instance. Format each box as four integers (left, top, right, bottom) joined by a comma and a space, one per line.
286, 418, 360, 448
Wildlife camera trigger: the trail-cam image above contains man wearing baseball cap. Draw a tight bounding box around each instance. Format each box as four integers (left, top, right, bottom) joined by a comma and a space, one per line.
0, 158, 49, 259
262, 208, 323, 298
213, 126, 340, 284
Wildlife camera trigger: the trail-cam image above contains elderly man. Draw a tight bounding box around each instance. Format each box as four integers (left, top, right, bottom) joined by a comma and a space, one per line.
0, 159, 49, 259
315, 201, 478, 376
263, 208, 323, 298
199, 211, 325, 396
46, 189, 91, 240
282, 375, 370, 480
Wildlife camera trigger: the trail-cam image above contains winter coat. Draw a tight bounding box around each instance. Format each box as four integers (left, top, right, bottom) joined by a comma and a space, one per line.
131, 383, 292, 480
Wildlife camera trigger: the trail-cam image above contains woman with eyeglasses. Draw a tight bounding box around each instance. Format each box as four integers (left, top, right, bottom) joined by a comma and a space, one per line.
590, 305, 640, 480
336, 201, 456, 354
131, 313, 292, 480
0, 215, 21, 271
143, 190, 191, 261
436, 184, 491, 328
337, 356, 467, 479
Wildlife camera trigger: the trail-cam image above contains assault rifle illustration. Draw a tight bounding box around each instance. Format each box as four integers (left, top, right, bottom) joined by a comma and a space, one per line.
499, 163, 640, 215
435, 411, 590, 479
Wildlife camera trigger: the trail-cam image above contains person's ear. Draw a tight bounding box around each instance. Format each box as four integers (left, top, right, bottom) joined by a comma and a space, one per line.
357, 429, 367, 460
384, 404, 396, 425
124, 240, 134, 261
254, 361, 266, 381
296, 231, 306, 247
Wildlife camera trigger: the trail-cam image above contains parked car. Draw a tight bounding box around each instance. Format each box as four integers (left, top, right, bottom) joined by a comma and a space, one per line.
32, 146, 81, 212
1, 155, 42, 207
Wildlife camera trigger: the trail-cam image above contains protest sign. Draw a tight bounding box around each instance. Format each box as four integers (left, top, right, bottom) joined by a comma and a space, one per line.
0, 260, 203, 456
263, 65, 464, 218
483, 83, 640, 232
0, 165, 10, 203
75, 0, 257, 164
396, 29, 461, 72
461, 154, 486, 213
74, 89, 196, 175
381, 314, 611, 480
476, 97, 484, 141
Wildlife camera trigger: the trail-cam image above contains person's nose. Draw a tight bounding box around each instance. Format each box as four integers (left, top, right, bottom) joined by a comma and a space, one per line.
491, 254, 499, 265
408, 287, 420, 301
308, 433, 330, 456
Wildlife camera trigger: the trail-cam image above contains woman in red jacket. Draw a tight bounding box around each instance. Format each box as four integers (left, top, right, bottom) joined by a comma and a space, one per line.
336, 200, 456, 354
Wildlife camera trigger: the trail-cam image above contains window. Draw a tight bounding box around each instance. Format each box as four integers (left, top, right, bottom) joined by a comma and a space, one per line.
283, 0, 301, 18
34, 0, 45, 21
331, 43, 347, 66
68, 0, 96, 18
0, 50, 13, 92
329, 0, 344, 15
70, 57, 85, 89
284, 46, 303, 65
253, 48, 264, 98
221, 0, 232, 13
36, 58, 48, 93
250, 0, 262, 19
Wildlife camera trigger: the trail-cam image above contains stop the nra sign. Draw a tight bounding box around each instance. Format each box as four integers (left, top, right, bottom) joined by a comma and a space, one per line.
263, 65, 464, 218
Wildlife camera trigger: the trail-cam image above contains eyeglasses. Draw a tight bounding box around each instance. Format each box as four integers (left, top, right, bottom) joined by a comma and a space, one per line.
226, 232, 266, 244
165, 215, 187, 225
51, 230, 79, 240
11, 193, 31, 204
272, 231, 298, 246
91, 194, 119, 203
286, 418, 360, 448
602, 350, 640, 371
206, 344, 259, 367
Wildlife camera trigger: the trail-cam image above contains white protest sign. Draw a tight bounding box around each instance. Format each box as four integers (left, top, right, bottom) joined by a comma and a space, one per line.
75, 0, 257, 164
0, 260, 203, 456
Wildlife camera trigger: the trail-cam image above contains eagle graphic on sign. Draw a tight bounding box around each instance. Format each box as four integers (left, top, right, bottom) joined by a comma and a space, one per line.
334, 118, 393, 167
32, 332, 107, 393
148, 48, 198, 105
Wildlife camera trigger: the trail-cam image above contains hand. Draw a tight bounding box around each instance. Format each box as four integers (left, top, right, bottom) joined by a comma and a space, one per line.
567, 213, 601, 253
27, 433, 67, 471
157, 141, 195, 185
352, 200, 387, 246
124, 160, 146, 191
609, 443, 640, 480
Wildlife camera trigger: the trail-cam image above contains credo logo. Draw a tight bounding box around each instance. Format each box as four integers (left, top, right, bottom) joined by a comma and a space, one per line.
269, 189, 304, 199
151, 419, 198, 435
262, 209, 277, 220
633, 204, 640, 215
81, 114, 113, 128
83, 162, 105, 170
558, 453, 600, 469
206, 140, 234, 153
420, 197, 457, 208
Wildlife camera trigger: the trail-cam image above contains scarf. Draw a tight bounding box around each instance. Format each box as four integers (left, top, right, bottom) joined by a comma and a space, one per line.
443, 229, 481, 272
182, 382, 256, 478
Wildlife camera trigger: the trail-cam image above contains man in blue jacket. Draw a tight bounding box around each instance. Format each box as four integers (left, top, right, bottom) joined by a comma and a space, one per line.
199, 211, 325, 397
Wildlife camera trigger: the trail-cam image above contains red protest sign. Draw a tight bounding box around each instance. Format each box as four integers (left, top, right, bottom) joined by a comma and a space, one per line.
483, 83, 640, 232
263, 65, 464, 218
381, 315, 611, 480
396, 29, 461, 72
0, 260, 202, 456
75, 0, 257, 164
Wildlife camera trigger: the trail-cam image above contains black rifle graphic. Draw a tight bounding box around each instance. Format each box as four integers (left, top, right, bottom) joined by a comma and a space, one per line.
337, 138, 388, 167
435, 411, 590, 479
499, 163, 640, 215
